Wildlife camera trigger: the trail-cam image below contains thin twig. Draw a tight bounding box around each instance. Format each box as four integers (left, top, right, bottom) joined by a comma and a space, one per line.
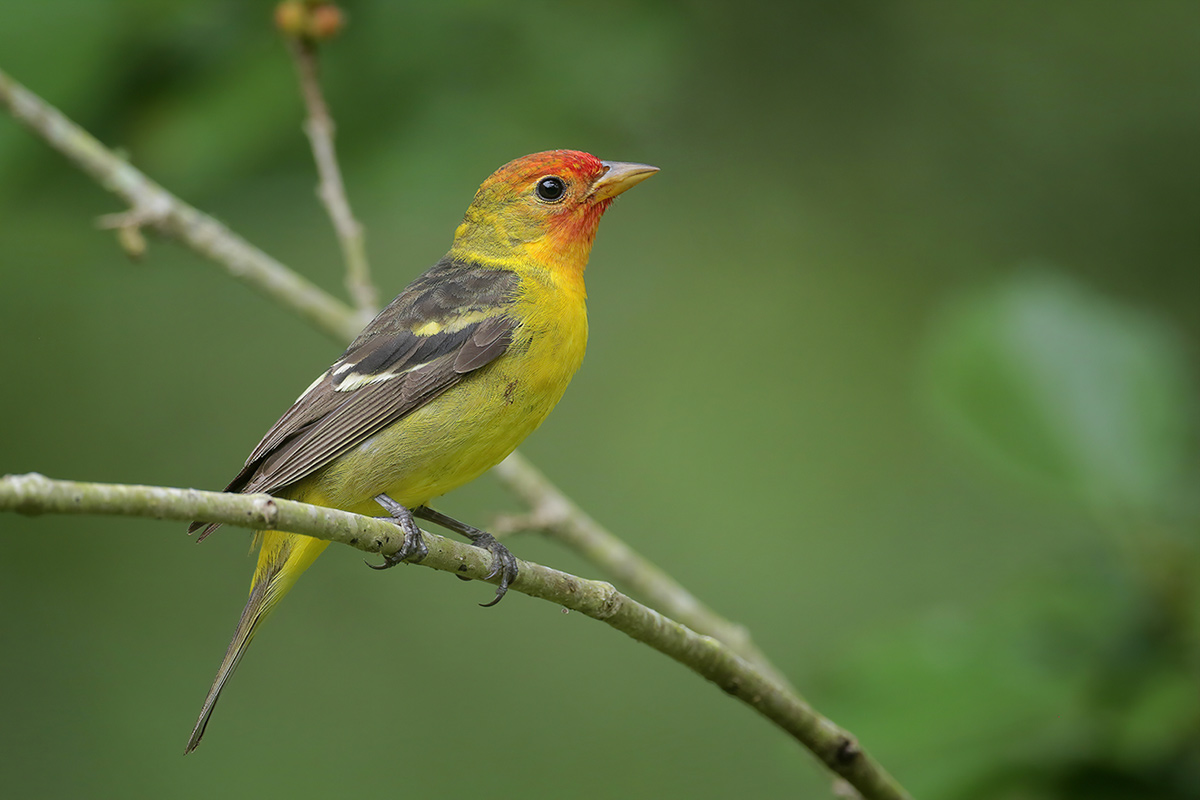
0, 67, 361, 344
0, 473, 911, 800
493, 452, 795, 691
286, 37, 377, 320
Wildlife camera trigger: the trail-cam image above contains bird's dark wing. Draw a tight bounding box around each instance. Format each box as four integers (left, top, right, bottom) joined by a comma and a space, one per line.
190, 258, 519, 537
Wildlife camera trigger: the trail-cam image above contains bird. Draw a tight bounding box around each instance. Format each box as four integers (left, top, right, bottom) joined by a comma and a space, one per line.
183, 150, 657, 753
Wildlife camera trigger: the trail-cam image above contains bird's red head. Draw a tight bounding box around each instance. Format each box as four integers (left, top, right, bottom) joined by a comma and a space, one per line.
452, 150, 658, 281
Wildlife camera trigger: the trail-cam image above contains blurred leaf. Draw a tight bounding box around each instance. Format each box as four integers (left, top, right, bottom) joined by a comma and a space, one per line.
921, 270, 1196, 517
816, 599, 1093, 799
819, 566, 1200, 800
1115, 665, 1200, 766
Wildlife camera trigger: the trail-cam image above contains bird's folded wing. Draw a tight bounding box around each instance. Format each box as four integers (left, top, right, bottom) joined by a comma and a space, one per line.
190, 260, 519, 536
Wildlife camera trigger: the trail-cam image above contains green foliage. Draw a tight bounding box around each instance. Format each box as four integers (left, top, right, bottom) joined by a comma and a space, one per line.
922, 270, 1196, 518
913, 270, 1200, 797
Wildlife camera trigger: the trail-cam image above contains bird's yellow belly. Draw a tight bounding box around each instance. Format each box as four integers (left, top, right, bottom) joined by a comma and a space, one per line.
301, 305, 587, 517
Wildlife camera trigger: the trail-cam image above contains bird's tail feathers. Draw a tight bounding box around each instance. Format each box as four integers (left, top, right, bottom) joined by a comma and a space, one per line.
184, 530, 329, 753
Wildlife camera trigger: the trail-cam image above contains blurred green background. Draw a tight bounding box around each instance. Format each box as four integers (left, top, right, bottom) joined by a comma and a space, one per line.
2, 2, 1198, 798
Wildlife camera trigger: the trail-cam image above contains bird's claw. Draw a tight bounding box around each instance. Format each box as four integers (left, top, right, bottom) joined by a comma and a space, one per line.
369, 501, 518, 604
468, 531, 519, 607
412, 505, 519, 606
366, 494, 428, 570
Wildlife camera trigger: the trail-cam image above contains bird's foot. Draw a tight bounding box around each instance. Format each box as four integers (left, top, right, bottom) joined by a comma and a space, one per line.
463, 530, 519, 608
414, 506, 519, 607
366, 494, 429, 569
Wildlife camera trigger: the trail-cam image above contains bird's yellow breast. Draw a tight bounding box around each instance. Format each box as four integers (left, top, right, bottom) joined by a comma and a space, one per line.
297, 272, 588, 517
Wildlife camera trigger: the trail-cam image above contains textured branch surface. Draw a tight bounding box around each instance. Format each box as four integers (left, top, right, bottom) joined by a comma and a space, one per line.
0, 67, 361, 343
287, 38, 377, 320
0, 473, 911, 800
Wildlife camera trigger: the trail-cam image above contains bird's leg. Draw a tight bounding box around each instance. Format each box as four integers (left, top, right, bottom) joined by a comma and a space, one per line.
413, 505, 519, 607
366, 493, 429, 570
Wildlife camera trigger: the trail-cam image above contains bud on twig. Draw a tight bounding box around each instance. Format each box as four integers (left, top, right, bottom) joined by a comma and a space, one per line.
274, 1, 344, 42
274, 1, 308, 37
116, 224, 147, 261
307, 4, 344, 40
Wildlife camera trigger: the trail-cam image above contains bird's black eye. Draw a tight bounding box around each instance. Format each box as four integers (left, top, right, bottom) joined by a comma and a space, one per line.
535, 176, 566, 202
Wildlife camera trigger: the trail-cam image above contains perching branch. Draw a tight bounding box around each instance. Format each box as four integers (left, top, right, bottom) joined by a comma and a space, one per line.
0, 473, 910, 800
0, 68, 361, 344
0, 65, 913, 799
285, 35, 378, 321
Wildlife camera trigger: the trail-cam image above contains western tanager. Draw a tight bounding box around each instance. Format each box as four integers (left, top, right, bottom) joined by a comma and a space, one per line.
184, 150, 657, 753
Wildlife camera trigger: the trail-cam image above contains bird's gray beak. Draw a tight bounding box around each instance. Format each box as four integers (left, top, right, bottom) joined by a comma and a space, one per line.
591, 160, 660, 200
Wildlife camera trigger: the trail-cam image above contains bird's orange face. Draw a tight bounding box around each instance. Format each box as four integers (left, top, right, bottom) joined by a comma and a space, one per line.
453, 150, 658, 278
